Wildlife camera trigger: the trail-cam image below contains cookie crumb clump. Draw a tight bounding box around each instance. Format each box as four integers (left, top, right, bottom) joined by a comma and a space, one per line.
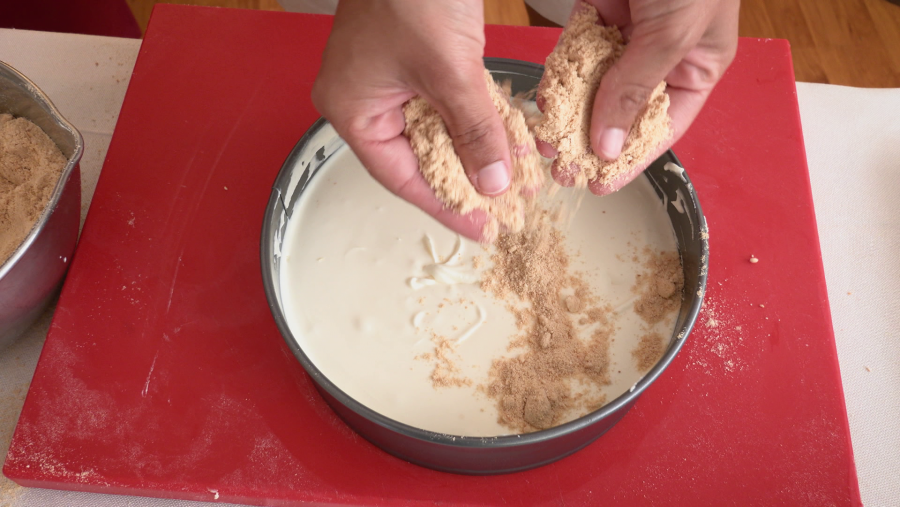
404, 70, 544, 241
535, 2, 672, 189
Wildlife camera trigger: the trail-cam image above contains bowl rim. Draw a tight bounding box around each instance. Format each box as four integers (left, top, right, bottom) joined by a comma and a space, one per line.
260, 57, 708, 447
0, 60, 85, 277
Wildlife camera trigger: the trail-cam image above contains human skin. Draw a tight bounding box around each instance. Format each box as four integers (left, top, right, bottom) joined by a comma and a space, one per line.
312, 0, 506, 241
312, 0, 739, 240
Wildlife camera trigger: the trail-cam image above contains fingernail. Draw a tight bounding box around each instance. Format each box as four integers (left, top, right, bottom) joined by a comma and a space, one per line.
476, 161, 510, 195
597, 128, 625, 160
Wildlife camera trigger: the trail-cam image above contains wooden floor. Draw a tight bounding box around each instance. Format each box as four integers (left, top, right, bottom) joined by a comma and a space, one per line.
127, 0, 900, 87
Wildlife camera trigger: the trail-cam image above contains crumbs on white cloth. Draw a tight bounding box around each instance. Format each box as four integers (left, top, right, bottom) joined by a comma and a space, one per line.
797, 81, 900, 506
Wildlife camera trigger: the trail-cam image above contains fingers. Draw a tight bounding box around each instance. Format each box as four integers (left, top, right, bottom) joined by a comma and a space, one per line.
316, 61, 499, 241
534, 81, 559, 160
551, 161, 578, 188
540, 1, 738, 196
662, 1, 739, 143
589, 22, 699, 161
344, 129, 489, 242
535, 139, 558, 158
587, 142, 667, 196
661, 86, 710, 146
586, 74, 712, 197
424, 66, 513, 197
582, 86, 705, 197
318, 99, 492, 241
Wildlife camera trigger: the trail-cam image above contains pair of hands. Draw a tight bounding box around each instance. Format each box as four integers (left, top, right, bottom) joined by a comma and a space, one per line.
312, 0, 739, 241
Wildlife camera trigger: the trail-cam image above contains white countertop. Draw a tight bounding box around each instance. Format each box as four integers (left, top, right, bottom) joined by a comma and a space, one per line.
0, 28, 898, 507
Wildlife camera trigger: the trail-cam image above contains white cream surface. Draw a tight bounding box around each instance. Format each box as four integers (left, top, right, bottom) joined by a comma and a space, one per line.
280, 146, 678, 437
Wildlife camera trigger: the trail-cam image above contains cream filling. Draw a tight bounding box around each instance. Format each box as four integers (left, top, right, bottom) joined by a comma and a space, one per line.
280, 146, 679, 436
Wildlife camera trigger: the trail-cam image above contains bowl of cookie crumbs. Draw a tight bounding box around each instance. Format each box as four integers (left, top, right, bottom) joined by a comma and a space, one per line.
0, 61, 83, 349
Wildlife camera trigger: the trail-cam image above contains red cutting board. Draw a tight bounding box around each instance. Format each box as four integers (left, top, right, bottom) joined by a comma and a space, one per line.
3, 6, 860, 506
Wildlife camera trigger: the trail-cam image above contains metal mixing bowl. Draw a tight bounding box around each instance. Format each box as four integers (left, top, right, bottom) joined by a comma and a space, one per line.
0, 61, 83, 348
261, 58, 708, 474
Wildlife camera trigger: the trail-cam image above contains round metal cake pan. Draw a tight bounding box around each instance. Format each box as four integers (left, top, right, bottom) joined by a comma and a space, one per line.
261, 58, 708, 475
0, 61, 83, 349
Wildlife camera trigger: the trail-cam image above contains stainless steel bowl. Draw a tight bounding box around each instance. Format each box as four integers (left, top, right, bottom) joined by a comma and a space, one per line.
0, 61, 83, 348
261, 58, 708, 474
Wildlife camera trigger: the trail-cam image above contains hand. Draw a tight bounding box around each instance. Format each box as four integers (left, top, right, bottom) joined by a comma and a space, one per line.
312, 0, 512, 242
537, 0, 739, 195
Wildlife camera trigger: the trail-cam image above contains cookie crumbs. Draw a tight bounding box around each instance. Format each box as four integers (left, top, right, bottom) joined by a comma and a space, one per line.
417, 334, 472, 388
633, 251, 684, 324
480, 209, 615, 432
1, 114, 67, 265
633, 333, 665, 372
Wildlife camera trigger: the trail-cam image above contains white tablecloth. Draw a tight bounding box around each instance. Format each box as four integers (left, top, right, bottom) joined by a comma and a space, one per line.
0, 28, 897, 507
797, 82, 900, 505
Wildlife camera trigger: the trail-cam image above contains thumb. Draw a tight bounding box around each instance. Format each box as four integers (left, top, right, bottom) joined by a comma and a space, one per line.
425, 67, 512, 196
590, 28, 693, 161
